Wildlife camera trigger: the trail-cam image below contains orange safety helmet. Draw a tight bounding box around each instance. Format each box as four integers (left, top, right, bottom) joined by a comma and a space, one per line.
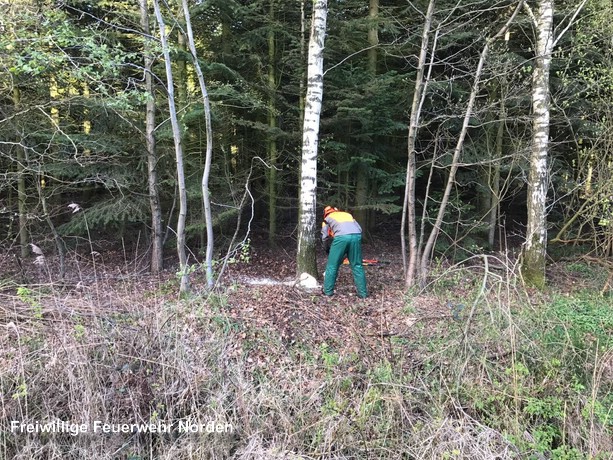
323, 206, 337, 218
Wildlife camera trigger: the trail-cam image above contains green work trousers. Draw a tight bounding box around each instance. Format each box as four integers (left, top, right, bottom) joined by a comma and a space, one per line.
324, 233, 368, 298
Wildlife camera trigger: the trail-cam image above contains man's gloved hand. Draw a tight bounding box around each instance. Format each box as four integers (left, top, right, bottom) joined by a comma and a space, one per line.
323, 239, 332, 255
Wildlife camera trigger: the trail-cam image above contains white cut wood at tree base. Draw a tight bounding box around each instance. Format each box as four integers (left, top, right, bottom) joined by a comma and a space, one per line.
240, 273, 320, 290
296, 272, 320, 289
297, 0, 327, 278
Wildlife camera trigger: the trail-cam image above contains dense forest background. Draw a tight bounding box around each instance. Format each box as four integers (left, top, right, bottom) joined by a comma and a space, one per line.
2, 0, 612, 277
1, 0, 612, 459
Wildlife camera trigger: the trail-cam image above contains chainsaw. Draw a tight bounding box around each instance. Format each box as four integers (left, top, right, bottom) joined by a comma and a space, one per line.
342, 258, 388, 266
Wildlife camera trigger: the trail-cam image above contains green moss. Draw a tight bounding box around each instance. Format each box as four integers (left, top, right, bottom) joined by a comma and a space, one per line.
521, 264, 546, 288
521, 241, 547, 288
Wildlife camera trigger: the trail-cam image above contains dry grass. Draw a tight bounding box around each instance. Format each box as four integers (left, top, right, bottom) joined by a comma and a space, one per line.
1, 254, 611, 459
0, 277, 511, 459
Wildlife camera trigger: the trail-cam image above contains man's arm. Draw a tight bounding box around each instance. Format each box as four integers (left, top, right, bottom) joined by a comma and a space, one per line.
321, 222, 332, 254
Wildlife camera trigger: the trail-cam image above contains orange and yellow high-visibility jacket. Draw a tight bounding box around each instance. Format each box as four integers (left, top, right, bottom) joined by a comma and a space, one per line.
321, 210, 362, 243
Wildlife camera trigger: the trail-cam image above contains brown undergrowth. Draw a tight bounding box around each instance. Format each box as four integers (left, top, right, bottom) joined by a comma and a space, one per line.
0, 239, 611, 459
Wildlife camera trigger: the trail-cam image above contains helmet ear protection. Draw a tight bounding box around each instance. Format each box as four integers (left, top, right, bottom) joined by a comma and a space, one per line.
323, 206, 337, 218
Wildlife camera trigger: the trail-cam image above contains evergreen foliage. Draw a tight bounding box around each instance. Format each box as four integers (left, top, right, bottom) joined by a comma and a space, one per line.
0, 0, 610, 262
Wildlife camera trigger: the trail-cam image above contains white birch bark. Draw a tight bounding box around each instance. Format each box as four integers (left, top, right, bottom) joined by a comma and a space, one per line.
297, 0, 327, 277
153, 0, 189, 294
521, 0, 553, 287
180, 0, 215, 289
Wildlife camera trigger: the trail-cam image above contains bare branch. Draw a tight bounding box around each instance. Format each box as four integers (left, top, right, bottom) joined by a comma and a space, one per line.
552, 0, 589, 48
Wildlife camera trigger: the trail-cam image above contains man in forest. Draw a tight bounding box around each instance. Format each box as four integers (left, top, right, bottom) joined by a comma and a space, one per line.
321, 206, 368, 298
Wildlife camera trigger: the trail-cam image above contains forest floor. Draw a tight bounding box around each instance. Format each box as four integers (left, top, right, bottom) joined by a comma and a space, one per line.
1, 236, 612, 459
220, 236, 421, 355
2, 235, 456, 356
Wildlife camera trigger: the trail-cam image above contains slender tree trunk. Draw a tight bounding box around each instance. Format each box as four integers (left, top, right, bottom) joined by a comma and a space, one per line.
367, 0, 378, 74
81, 83, 92, 157
297, 0, 327, 278
418, 1, 524, 287
153, 0, 189, 294
267, 0, 278, 246
402, 0, 435, 288
521, 0, 553, 288
488, 98, 504, 249
353, 0, 379, 232
181, 0, 215, 289
36, 176, 65, 278
176, 31, 188, 117
17, 143, 28, 258
140, 0, 163, 274
12, 88, 28, 258
45, 81, 66, 269
354, 166, 368, 230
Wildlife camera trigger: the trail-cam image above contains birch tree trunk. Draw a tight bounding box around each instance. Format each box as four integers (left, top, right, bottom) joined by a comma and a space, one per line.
402, 0, 435, 288
521, 0, 553, 288
153, 0, 189, 294
297, 0, 327, 278
181, 0, 215, 289
139, 0, 163, 274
